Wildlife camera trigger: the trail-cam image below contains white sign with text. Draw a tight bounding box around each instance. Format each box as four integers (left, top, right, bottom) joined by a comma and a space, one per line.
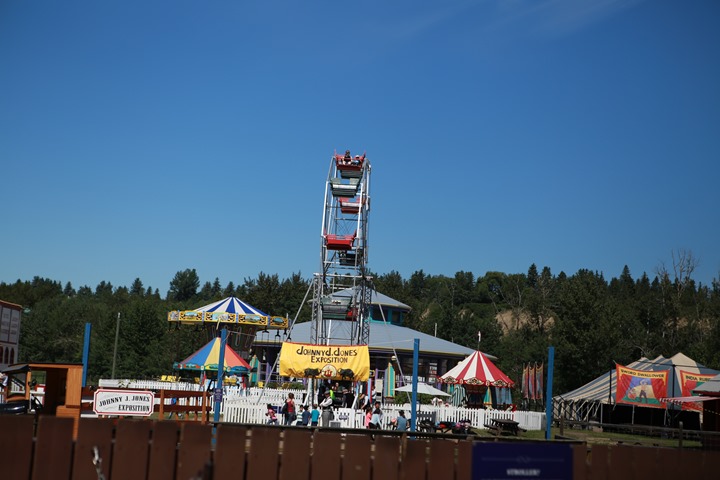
93, 389, 155, 416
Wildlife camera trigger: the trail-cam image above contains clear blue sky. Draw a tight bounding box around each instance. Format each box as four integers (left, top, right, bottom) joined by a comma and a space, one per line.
2, 0, 719, 295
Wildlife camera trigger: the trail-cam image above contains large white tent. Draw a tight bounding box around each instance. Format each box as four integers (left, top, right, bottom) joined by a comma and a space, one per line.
554, 352, 718, 422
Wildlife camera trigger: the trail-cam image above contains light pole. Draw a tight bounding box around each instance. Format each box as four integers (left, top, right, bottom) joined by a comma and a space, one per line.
111, 312, 120, 379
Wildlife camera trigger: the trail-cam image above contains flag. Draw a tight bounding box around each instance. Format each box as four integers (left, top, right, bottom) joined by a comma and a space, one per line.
521, 364, 528, 399
528, 363, 536, 400
535, 363, 544, 401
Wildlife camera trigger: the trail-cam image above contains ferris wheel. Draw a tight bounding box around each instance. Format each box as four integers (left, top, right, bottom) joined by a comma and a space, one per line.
310, 150, 372, 347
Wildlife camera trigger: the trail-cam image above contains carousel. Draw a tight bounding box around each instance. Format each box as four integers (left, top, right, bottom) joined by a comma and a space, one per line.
168, 296, 289, 386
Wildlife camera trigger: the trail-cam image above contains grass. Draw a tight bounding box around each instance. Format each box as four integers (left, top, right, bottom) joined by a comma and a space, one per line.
472, 426, 702, 448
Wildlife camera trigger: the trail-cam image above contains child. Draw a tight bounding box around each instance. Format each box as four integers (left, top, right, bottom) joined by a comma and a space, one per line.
300, 405, 311, 426
310, 404, 320, 427
364, 405, 373, 428
266, 404, 278, 425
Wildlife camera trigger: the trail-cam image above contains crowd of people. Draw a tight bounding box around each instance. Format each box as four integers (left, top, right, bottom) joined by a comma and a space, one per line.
264, 381, 408, 430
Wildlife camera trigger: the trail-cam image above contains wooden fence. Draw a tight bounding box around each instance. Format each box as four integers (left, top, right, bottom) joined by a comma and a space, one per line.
1, 415, 717, 480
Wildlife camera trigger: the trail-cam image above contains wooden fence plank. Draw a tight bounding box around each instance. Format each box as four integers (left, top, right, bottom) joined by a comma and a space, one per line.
111, 420, 153, 480
608, 445, 634, 480
72, 418, 115, 480
147, 421, 180, 480
0, 415, 35, 480
373, 436, 400, 480
427, 438, 455, 480
310, 431, 342, 480
176, 423, 213, 480
679, 449, 703, 479
572, 444, 588, 480
342, 433, 372, 480
279, 428, 312, 480
630, 447, 657, 479
455, 440, 472, 480
214, 424, 248, 480
588, 444, 609, 480
656, 448, 680, 480
700, 450, 720, 480
32, 416, 75, 480
400, 439, 427, 480
247, 427, 281, 480
19, 418, 720, 480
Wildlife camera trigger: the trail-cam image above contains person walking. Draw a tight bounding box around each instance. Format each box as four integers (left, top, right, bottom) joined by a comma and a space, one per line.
282, 392, 296, 425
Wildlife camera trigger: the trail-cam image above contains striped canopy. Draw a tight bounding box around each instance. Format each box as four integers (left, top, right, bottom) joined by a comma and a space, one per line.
439, 351, 515, 388
194, 297, 269, 316
174, 336, 250, 374
555, 352, 718, 404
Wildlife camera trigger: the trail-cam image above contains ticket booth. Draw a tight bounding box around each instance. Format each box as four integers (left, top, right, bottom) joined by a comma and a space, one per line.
0, 362, 83, 436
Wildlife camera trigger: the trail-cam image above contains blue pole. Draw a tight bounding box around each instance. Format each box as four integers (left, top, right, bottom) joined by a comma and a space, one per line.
545, 346, 555, 440
82, 323, 91, 387
411, 338, 419, 431
213, 328, 227, 424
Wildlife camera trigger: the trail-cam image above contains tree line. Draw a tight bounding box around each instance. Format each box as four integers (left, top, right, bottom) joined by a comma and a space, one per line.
2, 256, 719, 395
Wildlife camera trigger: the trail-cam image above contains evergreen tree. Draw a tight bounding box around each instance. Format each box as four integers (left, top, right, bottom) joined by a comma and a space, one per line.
223, 281, 236, 298
211, 278, 222, 297
130, 278, 144, 296
3, 257, 718, 393
198, 281, 213, 300
168, 269, 200, 302
63, 281, 76, 297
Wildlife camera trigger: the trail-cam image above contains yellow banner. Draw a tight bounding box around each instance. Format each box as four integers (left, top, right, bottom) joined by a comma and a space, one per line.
279, 342, 369, 381
617, 366, 668, 380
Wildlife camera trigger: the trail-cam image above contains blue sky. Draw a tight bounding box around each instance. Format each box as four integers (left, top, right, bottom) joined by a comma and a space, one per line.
2, 0, 719, 295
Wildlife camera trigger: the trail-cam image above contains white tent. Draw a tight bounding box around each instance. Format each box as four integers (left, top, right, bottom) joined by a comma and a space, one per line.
396, 382, 450, 397
554, 352, 719, 421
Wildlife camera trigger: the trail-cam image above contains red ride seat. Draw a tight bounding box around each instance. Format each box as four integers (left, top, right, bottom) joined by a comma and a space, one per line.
325, 232, 356, 250
338, 197, 361, 214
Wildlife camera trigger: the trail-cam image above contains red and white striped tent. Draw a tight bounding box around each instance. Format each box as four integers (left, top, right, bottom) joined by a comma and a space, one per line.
439, 351, 515, 388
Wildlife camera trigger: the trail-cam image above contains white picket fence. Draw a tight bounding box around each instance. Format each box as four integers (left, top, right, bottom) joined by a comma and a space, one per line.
98, 379, 305, 415
97, 380, 545, 431
223, 400, 545, 431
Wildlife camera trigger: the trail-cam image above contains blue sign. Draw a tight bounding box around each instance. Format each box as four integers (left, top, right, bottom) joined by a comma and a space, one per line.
213, 388, 223, 403
472, 443, 572, 480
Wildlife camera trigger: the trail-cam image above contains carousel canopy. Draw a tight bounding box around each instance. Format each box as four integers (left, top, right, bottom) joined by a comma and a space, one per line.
439, 351, 514, 388
173, 337, 250, 375
195, 296, 269, 316
168, 296, 289, 331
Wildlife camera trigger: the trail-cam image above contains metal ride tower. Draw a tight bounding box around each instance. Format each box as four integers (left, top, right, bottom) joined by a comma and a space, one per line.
310, 151, 372, 347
